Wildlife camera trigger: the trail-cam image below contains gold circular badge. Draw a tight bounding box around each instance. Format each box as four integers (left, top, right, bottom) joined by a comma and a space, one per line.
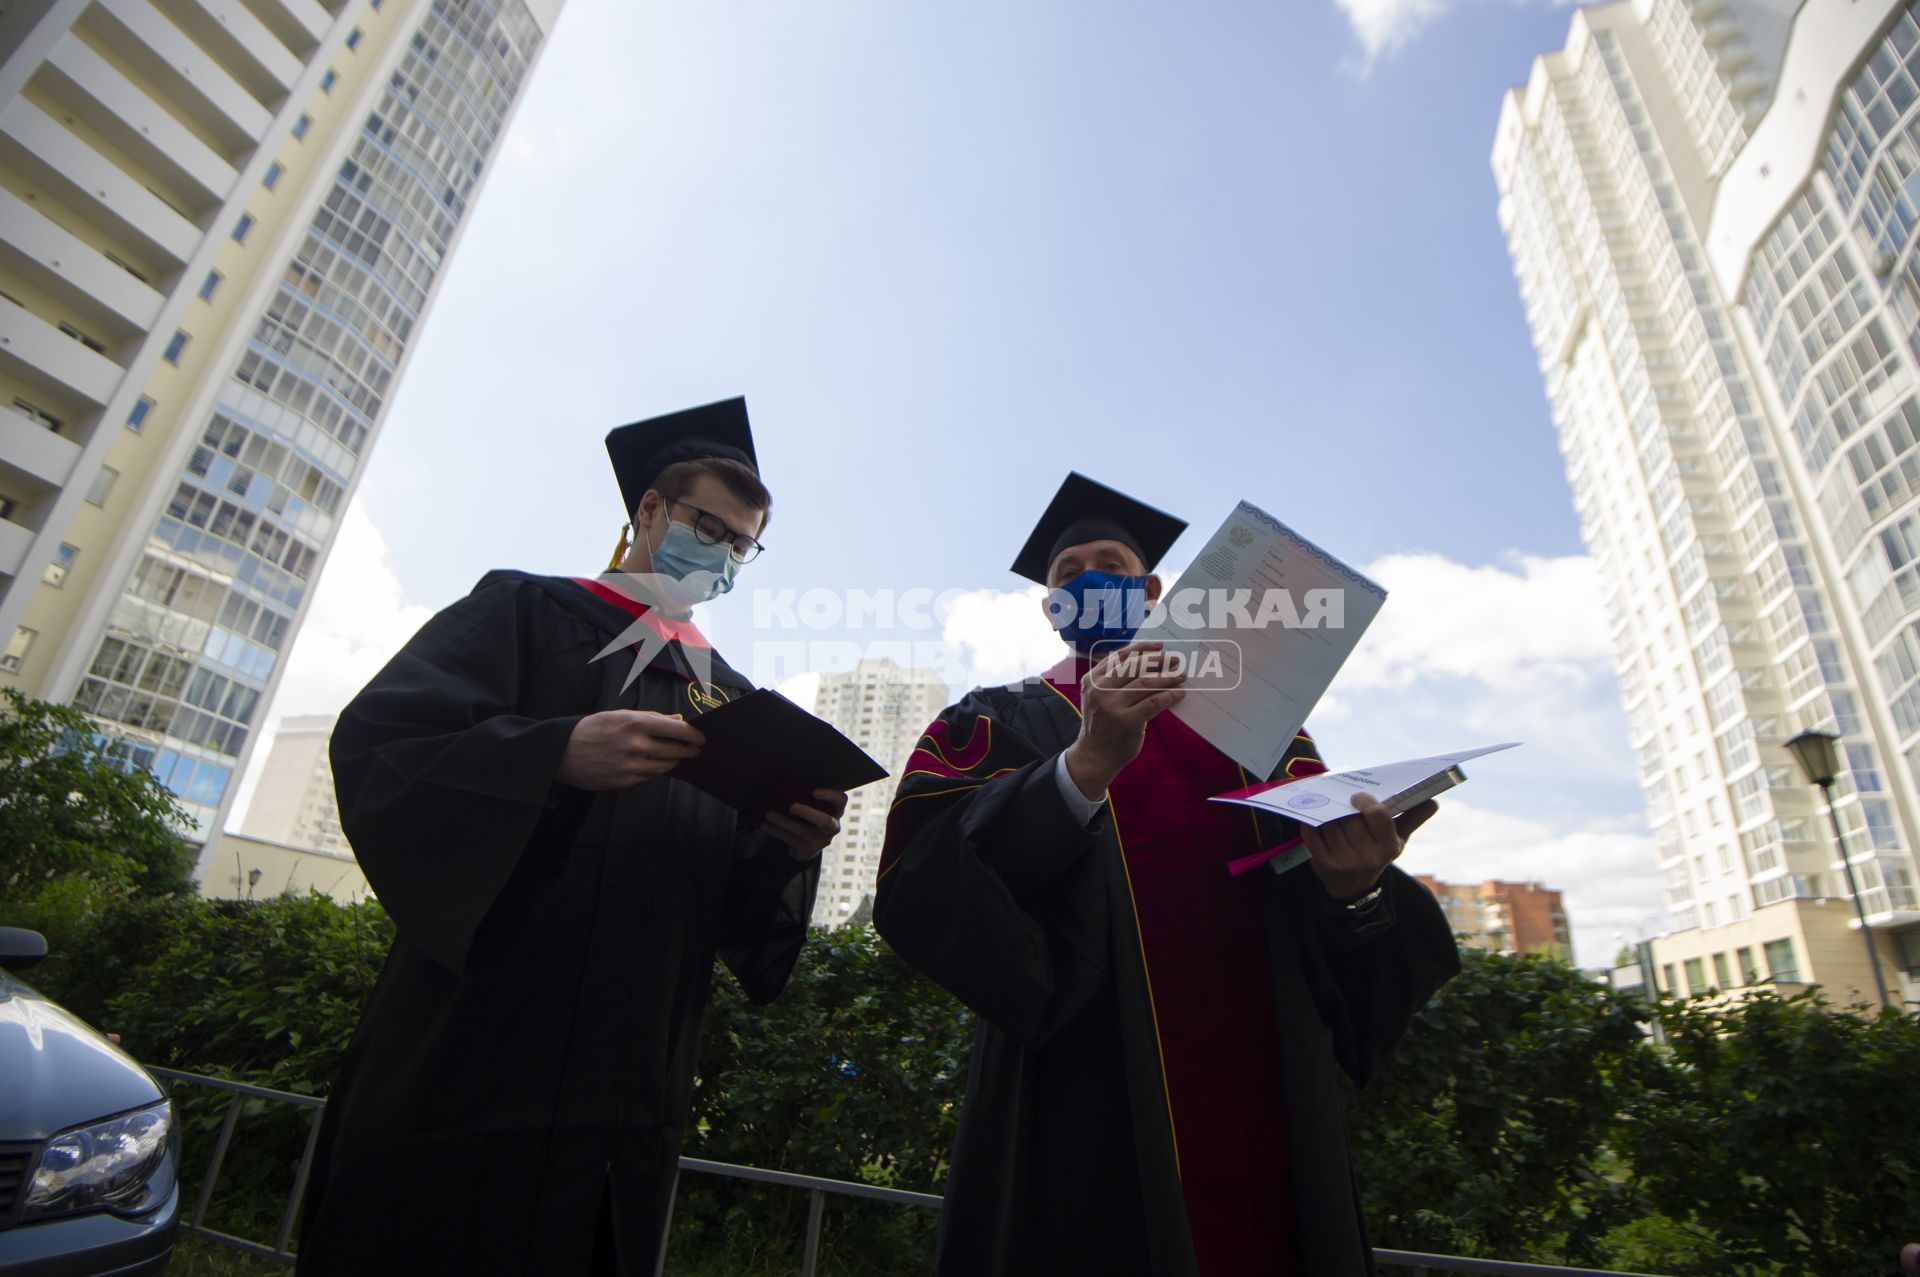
685, 681, 731, 712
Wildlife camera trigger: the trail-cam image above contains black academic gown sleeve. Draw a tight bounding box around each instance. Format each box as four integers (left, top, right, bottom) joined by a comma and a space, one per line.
329, 576, 588, 976
873, 688, 1113, 1050
1298, 865, 1460, 1086
1247, 735, 1463, 1087
719, 830, 819, 1004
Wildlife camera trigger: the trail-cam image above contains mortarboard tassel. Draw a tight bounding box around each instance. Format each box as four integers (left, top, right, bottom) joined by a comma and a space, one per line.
607, 522, 633, 571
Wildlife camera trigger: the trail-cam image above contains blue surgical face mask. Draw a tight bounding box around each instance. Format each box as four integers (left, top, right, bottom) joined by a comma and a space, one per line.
1048, 568, 1150, 653
648, 518, 739, 606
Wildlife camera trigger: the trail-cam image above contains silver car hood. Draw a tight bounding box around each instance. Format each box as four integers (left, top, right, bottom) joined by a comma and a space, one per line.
0, 971, 164, 1142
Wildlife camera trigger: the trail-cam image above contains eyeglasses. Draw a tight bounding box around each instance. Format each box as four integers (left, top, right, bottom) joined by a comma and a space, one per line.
670, 500, 765, 563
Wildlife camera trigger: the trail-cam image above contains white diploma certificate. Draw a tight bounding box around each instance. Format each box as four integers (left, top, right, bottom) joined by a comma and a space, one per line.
1140, 501, 1386, 777
1209, 743, 1522, 826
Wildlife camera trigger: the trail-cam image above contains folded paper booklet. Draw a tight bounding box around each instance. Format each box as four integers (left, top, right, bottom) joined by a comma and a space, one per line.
1210, 743, 1521, 827
670, 689, 890, 825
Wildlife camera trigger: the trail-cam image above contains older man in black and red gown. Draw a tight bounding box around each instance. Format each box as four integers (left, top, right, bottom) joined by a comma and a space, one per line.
875, 472, 1460, 1277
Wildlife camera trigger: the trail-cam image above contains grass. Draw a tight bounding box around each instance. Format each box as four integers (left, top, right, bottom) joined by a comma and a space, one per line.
166, 1232, 290, 1276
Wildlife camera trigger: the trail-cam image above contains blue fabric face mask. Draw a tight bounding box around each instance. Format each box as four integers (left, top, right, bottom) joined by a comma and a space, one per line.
649, 519, 739, 606
1049, 569, 1150, 653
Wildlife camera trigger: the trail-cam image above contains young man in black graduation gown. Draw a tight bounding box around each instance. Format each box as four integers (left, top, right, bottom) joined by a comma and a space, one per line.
297, 399, 846, 1277
874, 474, 1462, 1277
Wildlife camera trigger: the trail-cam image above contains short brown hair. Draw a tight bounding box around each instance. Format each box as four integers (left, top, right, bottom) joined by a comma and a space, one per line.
653, 457, 772, 527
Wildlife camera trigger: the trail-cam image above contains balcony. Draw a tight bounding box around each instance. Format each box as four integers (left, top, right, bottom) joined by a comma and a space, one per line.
0, 403, 84, 488
0, 97, 202, 268
0, 292, 123, 405
40, 33, 241, 212
0, 185, 166, 334
150, 0, 301, 105
83, 0, 272, 152
0, 511, 34, 579
245, 0, 330, 57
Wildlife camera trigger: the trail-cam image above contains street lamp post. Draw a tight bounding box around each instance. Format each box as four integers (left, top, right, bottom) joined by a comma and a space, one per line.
1785, 729, 1892, 1009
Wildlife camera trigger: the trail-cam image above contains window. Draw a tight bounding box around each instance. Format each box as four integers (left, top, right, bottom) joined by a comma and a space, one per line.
163, 330, 188, 364
1684, 957, 1708, 995
43, 542, 78, 586
0, 496, 15, 520
1764, 938, 1800, 983
345, 26, 361, 49
87, 465, 118, 506
1712, 952, 1732, 988
198, 271, 222, 302
262, 162, 283, 191
1, 627, 35, 674
320, 68, 337, 92
292, 113, 312, 140
12, 397, 60, 432
1736, 946, 1758, 984
1662, 963, 1677, 993
57, 321, 106, 354
127, 396, 154, 431
233, 214, 254, 244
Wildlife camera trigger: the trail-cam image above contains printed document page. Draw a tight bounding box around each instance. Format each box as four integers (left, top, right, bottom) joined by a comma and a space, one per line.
1142, 501, 1386, 777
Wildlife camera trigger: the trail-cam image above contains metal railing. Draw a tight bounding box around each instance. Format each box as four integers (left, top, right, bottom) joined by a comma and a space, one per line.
150, 1068, 1672, 1277
147, 1067, 325, 1265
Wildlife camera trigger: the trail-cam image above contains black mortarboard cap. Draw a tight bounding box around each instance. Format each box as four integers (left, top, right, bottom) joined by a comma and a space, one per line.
1010, 472, 1187, 585
606, 397, 759, 521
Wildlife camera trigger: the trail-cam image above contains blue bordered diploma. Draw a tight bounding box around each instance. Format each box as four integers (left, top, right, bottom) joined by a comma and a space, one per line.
1139, 501, 1387, 777
1210, 743, 1521, 826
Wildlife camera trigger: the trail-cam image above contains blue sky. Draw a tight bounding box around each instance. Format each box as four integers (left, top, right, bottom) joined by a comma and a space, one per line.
244, 0, 1676, 962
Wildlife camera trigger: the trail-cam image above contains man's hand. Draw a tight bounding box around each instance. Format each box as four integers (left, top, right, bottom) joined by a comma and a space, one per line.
1302, 792, 1439, 904
763, 788, 847, 861
556, 710, 706, 790
1063, 640, 1186, 801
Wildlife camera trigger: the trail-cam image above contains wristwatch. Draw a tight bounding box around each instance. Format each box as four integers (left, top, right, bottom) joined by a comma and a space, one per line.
1343, 883, 1386, 912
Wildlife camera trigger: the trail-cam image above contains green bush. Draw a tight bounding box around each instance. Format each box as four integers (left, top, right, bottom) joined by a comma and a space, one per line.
667, 924, 969, 1275
1621, 991, 1920, 1277
14, 866, 1919, 1277
17, 890, 393, 1243
0, 688, 194, 899
1344, 947, 1654, 1266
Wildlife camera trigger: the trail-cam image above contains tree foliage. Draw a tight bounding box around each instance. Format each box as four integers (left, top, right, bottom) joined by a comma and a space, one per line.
0, 689, 194, 900
1345, 947, 1654, 1265
668, 924, 970, 1274
1620, 991, 1920, 1277
11, 872, 1919, 1276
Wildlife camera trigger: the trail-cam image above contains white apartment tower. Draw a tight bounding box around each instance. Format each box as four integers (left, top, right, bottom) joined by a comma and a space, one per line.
0, 0, 563, 838
810, 658, 950, 928
1495, 0, 1920, 1001
236, 711, 342, 850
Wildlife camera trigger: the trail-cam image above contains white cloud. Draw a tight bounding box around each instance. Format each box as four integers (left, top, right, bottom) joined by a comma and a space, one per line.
1340, 552, 1610, 691
940, 584, 1067, 688
1333, 0, 1579, 66
777, 669, 824, 713
228, 501, 435, 828
1335, 0, 1452, 62
1318, 552, 1638, 787
1397, 798, 1666, 968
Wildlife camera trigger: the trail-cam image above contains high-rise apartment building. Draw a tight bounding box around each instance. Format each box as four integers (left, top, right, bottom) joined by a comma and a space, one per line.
235, 710, 341, 850
1415, 876, 1574, 956
1494, 0, 1920, 1004
811, 658, 950, 928
0, 0, 562, 838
